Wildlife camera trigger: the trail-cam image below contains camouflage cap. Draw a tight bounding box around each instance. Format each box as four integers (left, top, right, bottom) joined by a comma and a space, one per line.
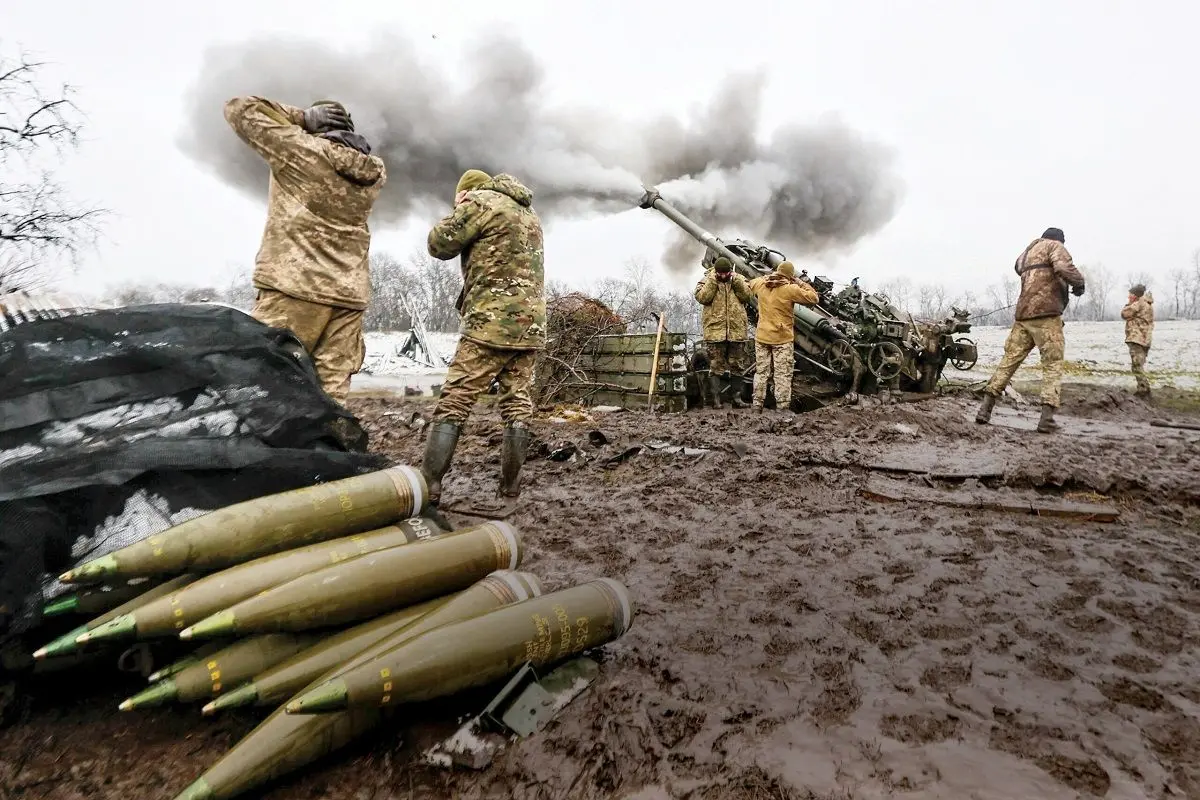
714, 257, 732, 273
777, 261, 795, 278
1129, 283, 1146, 297
456, 169, 492, 195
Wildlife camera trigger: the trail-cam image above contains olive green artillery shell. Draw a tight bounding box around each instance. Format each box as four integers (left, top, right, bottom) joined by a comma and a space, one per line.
170, 571, 542, 800
94, 516, 445, 641
43, 578, 162, 617
62, 466, 429, 583
290, 579, 633, 713
33, 574, 200, 660
183, 522, 522, 639
226, 570, 541, 710
148, 640, 227, 683
172, 633, 322, 702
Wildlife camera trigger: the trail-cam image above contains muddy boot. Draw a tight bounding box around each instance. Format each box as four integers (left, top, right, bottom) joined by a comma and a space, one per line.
420, 421, 460, 506
696, 370, 713, 408
454, 423, 531, 519
1036, 404, 1059, 434
975, 392, 997, 424
727, 373, 749, 408
707, 374, 724, 408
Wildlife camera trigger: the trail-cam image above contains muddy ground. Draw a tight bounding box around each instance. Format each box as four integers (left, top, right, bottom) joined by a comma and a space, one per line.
3, 382, 1200, 800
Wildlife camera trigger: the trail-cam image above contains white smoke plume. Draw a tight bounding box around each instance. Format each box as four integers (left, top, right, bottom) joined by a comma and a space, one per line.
178, 32, 903, 273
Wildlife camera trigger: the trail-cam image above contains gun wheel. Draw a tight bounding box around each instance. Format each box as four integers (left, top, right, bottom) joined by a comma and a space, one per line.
867, 341, 905, 381
824, 339, 856, 376
949, 337, 978, 370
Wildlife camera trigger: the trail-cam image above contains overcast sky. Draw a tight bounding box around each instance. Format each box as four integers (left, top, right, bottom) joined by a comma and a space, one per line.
7, 0, 1199, 301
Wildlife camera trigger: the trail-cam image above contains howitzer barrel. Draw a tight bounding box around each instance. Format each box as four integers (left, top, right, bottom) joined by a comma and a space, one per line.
638, 187, 844, 344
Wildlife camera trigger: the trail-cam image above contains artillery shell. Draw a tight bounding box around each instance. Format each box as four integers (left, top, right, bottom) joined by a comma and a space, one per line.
181, 522, 522, 641
79, 517, 445, 645
288, 579, 633, 714
173, 571, 542, 800
146, 641, 227, 683
61, 466, 429, 583
119, 633, 321, 710
203, 570, 540, 714
42, 579, 161, 618
33, 574, 199, 660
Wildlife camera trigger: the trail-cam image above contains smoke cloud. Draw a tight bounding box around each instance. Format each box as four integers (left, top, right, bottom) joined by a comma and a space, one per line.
178, 33, 903, 273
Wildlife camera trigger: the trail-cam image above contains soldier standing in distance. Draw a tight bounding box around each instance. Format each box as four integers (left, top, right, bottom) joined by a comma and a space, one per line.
1121, 283, 1155, 398
693, 257, 752, 408
224, 97, 386, 406
421, 169, 546, 516
975, 227, 1086, 433
747, 261, 819, 412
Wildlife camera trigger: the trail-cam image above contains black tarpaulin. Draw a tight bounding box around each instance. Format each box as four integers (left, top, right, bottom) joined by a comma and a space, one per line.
0, 303, 387, 642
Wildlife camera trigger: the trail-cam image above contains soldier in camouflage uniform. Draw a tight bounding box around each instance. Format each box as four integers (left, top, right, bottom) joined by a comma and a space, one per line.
976, 227, 1086, 433
1121, 283, 1154, 397
224, 96, 386, 406
693, 257, 751, 408
421, 169, 546, 514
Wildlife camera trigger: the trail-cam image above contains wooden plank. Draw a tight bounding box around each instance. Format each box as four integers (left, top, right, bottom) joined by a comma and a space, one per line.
593, 333, 688, 355
578, 353, 690, 374
1150, 419, 1200, 432
866, 461, 1006, 480
861, 476, 1120, 522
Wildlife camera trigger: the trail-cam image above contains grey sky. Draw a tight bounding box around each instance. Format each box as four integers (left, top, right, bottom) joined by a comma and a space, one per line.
7, 0, 1198, 300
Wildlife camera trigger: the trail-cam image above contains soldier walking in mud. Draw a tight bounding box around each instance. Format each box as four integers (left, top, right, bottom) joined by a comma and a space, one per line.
694, 257, 751, 408
1121, 283, 1155, 398
747, 261, 819, 412
976, 227, 1086, 433
224, 97, 386, 406
420, 169, 546, 516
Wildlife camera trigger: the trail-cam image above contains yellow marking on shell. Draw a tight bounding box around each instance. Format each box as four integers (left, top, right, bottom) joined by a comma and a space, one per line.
207, 660, 217, 670
379, 668, 390, 678
382, 695, 391, 704
383, 681, 392, 692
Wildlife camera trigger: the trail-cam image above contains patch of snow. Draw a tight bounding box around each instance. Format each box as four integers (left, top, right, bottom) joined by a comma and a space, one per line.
361, 330, 459, 377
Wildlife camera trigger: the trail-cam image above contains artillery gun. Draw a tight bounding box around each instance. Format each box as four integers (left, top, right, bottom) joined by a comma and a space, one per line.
637, 187, 978, 408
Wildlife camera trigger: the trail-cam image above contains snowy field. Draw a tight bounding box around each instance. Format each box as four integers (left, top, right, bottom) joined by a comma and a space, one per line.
944, 319, 1200, 389
351, 320, 1200, 395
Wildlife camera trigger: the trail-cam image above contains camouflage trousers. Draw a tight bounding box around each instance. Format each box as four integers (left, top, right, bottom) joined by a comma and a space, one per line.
252, 289, 365, 405
1127, 343, 1150, 392
432, 338, 537, 424
704, 340, 749, 375
984, 315, 1065, 408
752, 341, 794, 408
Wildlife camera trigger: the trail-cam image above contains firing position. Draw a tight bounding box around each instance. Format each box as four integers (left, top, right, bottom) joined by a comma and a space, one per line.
421, 169, 546, 515
693, 257, 751, 408
1121, 283, 1155, 398
975, 227, 1085, 433
747, 261, 819, 411
224, 97, 386, 406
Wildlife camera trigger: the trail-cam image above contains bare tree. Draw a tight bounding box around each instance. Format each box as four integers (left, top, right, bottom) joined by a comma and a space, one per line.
1, 49, 106, 292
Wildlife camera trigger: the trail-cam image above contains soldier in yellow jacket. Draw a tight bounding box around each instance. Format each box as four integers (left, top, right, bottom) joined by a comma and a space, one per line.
747, 261, 819, 411
224, 97, 387, 406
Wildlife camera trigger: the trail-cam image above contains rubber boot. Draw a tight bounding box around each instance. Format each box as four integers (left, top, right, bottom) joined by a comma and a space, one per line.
697, 370, 712, 408
707, 374, 724, 408
975, 392, 997, 424
727, 373, 749, 408
420, 421, 460, 506
1036, 404, 1059, 434
499, 423, 532, 500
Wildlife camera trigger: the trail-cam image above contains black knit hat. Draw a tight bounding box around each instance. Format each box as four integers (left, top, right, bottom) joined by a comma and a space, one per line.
1041, 227, 1065, 243
1129, 284, 1146, 298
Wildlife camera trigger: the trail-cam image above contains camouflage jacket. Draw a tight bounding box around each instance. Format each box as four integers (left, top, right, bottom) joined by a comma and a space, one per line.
1012, 238, 1086, 321
224, 97, 387, 311
427, 174, 546, 350
747, 274, 819, 346
1121, 293, 1155, 348
694, 271, 751, 342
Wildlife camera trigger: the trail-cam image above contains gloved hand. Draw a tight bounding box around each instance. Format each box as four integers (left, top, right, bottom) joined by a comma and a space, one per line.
302, 103, 352, 134
1071, 284, 1085, 297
